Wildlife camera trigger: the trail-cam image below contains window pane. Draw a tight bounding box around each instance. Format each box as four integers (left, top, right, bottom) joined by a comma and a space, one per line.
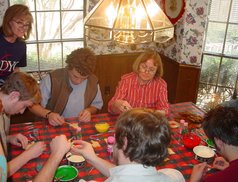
200, 55, 220, 84
62, 11, 84, 39
9, 0, 85, 72
204, 22, 226, 53
224, 24, 238, 55
39, 43, 62, 70
37, 12, 60, 40
23, 44, 39, 72
217, 86, 234, 101
199, 0, 238, 109
62, 41, 84, 67
28, 15, 37, 41
63, 42, 84, 58
9, 0, 35, 10
197, 85, 217, 110
35, 0, 60, 11
218, 58, 238, 87
230, 0, 238, 23
62, 0, 84, 10
209, 0, 231, 22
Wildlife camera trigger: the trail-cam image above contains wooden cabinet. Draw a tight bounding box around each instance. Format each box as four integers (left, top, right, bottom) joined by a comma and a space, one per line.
94, 53, 138, 113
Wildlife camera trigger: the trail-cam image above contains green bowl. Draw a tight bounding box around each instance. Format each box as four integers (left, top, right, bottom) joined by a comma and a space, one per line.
206, 139, 215, 148
54, 165, 78, 181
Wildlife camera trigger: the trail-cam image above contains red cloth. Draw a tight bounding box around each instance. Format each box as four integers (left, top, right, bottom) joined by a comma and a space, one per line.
9, 102, 206, 182
203, 159, 238, 182
108, 72, 169, 114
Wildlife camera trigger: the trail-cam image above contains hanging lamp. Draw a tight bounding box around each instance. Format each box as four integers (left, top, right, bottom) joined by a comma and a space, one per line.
84, 0, 174, 44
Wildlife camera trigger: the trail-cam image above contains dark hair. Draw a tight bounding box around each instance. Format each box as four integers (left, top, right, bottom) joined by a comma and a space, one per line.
203, 106, 238, 146
115, 108, 171, 166
1, 72, 41, 104
65, 48, 96, 76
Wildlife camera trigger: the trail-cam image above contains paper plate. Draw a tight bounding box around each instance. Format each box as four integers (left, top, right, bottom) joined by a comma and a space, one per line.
54, 165, 78, 181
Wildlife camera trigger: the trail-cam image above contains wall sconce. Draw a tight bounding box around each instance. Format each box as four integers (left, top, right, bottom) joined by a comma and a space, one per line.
84, 0, 174, 44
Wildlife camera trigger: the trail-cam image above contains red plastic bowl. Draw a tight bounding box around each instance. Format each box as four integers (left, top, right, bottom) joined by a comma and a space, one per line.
182, 133, 201, 149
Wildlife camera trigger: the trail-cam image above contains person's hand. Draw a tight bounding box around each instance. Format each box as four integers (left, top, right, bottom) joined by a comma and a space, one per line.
25, 141, 46, 160
7, 133, 28, 149
78, 109, 91, 122
48, 112, 65, 126
212, 157, 229, 171
70, 140, 97, 161
190, 162, 207, 182
70, 125, 82, 140
113, 99, 132, 113
50, 135, 71, 156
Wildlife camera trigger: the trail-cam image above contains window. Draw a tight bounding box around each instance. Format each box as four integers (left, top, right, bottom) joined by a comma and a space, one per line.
9, 0, 86, 74
197, 0, 238, 110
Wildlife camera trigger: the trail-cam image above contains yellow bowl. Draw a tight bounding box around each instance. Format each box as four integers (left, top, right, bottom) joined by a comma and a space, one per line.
95, 122, 110, 133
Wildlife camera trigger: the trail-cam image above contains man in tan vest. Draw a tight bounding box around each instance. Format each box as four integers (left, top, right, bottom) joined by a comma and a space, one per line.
30, 48, 103, 126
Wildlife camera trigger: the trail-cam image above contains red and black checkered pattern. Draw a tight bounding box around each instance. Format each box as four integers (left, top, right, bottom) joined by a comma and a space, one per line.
9, 102, 207, 182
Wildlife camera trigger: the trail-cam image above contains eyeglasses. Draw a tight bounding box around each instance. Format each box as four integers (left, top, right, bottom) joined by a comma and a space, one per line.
12, 20, 31, 29
139, 63, 157, 74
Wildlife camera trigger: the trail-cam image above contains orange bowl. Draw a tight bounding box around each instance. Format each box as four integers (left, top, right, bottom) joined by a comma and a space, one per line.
182, 133, 201, 149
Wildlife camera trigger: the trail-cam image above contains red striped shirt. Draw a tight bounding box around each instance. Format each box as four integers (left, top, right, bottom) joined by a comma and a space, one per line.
108, 72, 169, 114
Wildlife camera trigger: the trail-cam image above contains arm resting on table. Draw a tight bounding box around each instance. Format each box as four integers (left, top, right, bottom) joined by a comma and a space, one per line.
7, 142, 45, 177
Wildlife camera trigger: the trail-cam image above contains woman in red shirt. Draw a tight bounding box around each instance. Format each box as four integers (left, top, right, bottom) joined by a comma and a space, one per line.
108, 50, 169, 115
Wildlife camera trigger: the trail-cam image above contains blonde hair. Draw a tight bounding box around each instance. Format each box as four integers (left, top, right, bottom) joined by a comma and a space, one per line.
132, 50, 163, 78
1, 4, 33, 40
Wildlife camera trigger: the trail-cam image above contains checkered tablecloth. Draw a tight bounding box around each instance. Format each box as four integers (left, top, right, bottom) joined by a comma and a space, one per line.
9, 102, 209, 182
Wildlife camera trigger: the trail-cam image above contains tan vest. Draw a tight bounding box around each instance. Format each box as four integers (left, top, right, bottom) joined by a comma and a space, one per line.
45, 68, 99, 114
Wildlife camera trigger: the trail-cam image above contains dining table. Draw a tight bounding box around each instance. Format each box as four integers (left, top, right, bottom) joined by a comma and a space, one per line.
8, 102, 213, 182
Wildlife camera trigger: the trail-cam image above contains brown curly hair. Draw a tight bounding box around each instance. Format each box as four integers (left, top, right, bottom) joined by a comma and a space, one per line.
115, 108, 171, 166
65, 48, 96, 76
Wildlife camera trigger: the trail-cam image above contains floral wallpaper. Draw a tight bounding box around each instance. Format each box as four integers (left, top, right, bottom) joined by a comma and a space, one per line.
0, 0, 208, 66
157, 0, 208, 66
87, 0, 209, 66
